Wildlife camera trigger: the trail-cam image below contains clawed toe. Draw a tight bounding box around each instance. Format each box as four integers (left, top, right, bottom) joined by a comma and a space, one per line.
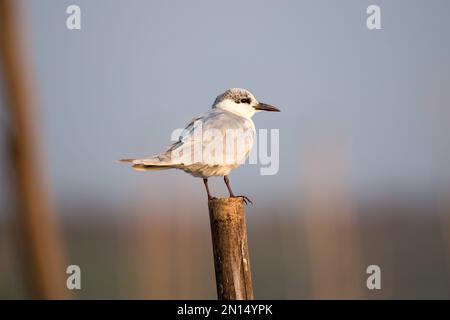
231, 195, 253, 205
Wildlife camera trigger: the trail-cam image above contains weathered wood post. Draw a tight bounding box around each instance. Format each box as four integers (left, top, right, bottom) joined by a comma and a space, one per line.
208, 198, 254, 300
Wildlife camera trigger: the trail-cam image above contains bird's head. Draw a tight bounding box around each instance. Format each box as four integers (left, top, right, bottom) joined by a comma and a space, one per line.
212, 88, 280, 119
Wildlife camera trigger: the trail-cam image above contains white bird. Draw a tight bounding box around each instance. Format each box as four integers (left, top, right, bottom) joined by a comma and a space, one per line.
120, 88, 280, 204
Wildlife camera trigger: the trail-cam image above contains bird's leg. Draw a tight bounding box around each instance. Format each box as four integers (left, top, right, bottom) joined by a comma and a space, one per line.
203, 178, 216, 201
223, 175, 253, 205
223, 175, 235, 197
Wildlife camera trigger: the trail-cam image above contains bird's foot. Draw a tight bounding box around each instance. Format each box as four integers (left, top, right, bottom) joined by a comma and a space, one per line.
231, 195, 253, 205
208, 196, 218, 202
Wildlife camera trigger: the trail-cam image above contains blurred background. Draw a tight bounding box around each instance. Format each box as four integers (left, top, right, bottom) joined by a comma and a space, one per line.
1, 0, 450, 299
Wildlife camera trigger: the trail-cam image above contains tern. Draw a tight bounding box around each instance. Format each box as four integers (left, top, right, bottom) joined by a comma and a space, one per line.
120, 88, 280, 204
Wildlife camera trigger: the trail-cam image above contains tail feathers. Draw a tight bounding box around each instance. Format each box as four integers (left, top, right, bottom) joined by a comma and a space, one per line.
119, 159, 134, 163
119, 157, 176, 171
131, 164, 173, 171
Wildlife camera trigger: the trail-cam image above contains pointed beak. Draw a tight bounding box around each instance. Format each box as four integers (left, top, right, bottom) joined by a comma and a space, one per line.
253, 103, 280, 112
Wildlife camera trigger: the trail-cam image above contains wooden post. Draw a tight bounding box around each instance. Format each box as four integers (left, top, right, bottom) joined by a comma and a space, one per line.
0, 0, 69, 299
208, 198, 254, 300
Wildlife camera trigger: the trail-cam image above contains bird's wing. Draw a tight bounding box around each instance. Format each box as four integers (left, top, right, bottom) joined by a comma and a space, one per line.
164, 115, 204, 154
127, 114, 205, 167
164, 110, 255, 166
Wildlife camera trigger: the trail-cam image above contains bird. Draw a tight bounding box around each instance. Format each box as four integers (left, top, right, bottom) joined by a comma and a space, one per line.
120, 88, 280, 204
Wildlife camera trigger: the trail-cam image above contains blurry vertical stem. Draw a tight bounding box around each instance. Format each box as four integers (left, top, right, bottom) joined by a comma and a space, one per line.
0, 0, 68, 299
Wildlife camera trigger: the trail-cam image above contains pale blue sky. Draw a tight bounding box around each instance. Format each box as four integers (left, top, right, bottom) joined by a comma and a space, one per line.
2, 0, 450, 214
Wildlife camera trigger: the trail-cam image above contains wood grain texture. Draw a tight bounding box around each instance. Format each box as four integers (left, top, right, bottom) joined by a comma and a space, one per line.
208, 198, 254, 300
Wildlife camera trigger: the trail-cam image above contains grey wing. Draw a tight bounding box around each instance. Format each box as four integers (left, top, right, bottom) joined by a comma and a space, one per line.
165, 111, 255, 166
130, 115, 204, 167
163, 112, 217, 165
165, 115, 204, 154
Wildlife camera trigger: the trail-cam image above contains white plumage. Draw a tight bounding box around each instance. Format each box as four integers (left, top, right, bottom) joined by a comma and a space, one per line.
120, 88, 279, 202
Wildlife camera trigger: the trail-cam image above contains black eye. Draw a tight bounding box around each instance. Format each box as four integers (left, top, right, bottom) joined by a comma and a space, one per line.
240, 98, 251, 104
